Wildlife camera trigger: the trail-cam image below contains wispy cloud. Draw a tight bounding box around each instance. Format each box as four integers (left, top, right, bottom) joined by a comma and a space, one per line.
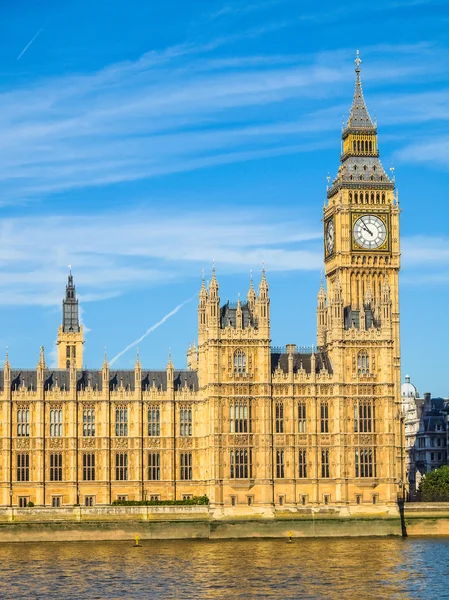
0, 207, 322, 306
0, 40, 445, 205
0, 209, 447, 306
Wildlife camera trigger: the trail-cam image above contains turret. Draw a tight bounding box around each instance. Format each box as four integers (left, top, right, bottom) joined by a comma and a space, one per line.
207, 264, 220, 332
317, 278, 327, 347
166, 350, 174, 395
236, 293, 242, 330
247, 270, 256, 312
134, 348, 142, 392
37, 345, 45, 389
198, 269, 208, 340
102, 349, 109, 389
257, 266, 270, 333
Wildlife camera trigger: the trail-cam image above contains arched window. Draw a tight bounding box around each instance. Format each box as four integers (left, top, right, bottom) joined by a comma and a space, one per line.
320, 402, 329, 433
50, 409, 62, 437
349, 192, 353, 203
230, 400, 249, 433
354, 399, 375, 433
354, 192, 358, 203
83, 408, 95, 437
369, 141, 372, 152
358, 352, 370, 375
275, 401, 284, 433
381, 193, 385, 204
353, 141, 356, 152
234, 349, 246, 373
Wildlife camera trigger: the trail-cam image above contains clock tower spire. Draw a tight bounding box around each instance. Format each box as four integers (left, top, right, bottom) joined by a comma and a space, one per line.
56, 269, 84, 369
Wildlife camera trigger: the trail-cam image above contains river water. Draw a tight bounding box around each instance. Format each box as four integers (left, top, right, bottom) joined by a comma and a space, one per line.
0, 537, 446, 599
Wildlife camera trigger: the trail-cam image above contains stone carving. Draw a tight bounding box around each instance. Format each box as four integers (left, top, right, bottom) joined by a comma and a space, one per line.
16, 439, 30, 450
115, 438, 129, 449
50, 438, 63, 449
83, 439, 95, 449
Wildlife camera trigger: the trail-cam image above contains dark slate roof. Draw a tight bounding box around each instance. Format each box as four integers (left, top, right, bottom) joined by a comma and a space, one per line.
45, 370, 71, 391
220, 301, 255, 329
174, 371, 198, 392
271, 351, 332, 375
0, 368, 199, 393
10, 370, 37, 391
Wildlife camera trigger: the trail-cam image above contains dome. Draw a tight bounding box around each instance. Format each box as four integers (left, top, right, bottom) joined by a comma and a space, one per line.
401, 375, 418, 399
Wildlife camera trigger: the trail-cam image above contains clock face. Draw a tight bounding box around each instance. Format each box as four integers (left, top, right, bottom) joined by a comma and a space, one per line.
326, 219, 335, 255
353, 215, 387, 249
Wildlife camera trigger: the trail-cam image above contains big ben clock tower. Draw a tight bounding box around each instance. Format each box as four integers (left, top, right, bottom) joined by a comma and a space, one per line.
318, 51, 402, 503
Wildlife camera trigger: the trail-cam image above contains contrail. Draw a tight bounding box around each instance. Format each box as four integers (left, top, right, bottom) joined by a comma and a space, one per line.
17, 24, 47, 60
109, 295, 196, 366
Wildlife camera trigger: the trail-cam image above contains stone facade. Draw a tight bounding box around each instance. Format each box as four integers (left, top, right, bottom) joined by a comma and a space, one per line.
0, 55, 404, 512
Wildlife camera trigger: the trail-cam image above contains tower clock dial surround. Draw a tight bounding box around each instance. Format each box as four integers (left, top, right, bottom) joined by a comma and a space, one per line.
325, 218, 335, 255
352, 214, 388, 250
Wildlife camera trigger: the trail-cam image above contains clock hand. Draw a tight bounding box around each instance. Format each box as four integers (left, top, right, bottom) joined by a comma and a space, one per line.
360, 218, 373, 236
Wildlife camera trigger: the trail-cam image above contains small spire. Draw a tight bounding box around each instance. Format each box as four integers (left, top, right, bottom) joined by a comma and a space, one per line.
364, 282, 373, 306
38, 345, 46, 369
4, 347, 10, 370
102, 347, 109, 369
135, 346, 141, 370
259, 262, 268, 294
247, 269, 257, 307
167, 347, 173, 369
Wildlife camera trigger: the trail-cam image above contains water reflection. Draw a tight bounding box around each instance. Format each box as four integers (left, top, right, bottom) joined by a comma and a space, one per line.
0, 537, 445, 599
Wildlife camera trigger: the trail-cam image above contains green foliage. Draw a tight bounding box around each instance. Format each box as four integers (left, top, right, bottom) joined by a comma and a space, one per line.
26, 501, 34, 508
419, 466, 449, 502
111, 495, 209, 506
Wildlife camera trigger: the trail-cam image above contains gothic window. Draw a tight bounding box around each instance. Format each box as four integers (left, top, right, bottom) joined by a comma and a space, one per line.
180, 406, 192, 437
320, 402, 329, 433
66, 346, 70, 358
349, 192, 353, 202
230, 449, 252, 479
381, 193, 385, 204
17, 407, 30, 437
180, 453, 192, 480
50, 453, 63, 481
50, 409, 62, 437
353, 141, 356, 152
363, 165, 367, 171
115, 453, 128, 480
275, 401, 284, 433
365, 192, 369, 203
298, 402, 306, 433
298, 449, 307, 478
371, 192, 374, 202
321, 449, 330, 478
148, 453, 160, 481
350, 175, 354, 181
354, 192, 358, 203
357, 352, 370, 375
17, 453, 29, 482
148, 406, 160, 437
230, 401, 249, 433
276, 450, 285, 478
83, 453, 95, 481
354, 400, 375, 433
376, 192, 380, 203
83, 408, 95, 437
355, 448, 376, 477
66, 360, 70, 369
115, 406, 128, 437
234, 350, 246, 373
369, 141, 372, 152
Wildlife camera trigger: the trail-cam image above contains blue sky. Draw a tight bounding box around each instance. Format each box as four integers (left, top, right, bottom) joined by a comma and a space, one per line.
0, 0, 448, 394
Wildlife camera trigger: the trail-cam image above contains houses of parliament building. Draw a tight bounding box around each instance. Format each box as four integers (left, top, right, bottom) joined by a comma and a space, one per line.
0, 54, 403, 512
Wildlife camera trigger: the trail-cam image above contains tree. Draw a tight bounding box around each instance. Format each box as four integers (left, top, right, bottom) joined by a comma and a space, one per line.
419, 465, 449, 502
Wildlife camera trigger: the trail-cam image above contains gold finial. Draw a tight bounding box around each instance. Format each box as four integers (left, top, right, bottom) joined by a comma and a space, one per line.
355, 50, 362, 70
